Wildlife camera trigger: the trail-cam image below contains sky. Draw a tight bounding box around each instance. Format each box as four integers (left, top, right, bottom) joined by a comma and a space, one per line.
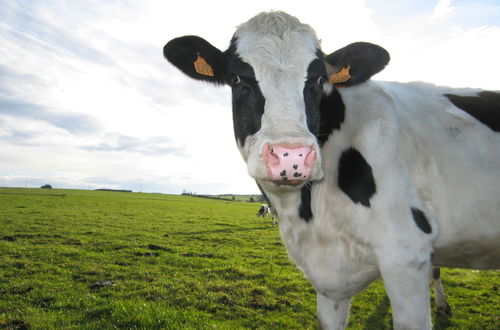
0, 0, 499, 194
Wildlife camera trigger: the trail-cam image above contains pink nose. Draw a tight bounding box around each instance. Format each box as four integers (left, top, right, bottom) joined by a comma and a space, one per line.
264, 144, 316, 184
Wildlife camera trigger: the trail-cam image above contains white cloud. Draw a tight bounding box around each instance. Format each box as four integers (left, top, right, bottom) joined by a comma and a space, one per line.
432, 0, 455, 20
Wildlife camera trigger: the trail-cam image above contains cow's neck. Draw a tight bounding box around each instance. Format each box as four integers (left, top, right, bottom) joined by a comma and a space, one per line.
259, 183, 310, 224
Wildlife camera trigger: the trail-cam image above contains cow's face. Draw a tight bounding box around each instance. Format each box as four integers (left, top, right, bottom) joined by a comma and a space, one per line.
228, 14, 326, 191
164, 11, 389, 192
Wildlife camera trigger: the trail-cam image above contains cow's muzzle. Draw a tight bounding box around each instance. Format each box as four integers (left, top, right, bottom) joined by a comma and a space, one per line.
262, 144, 317, 186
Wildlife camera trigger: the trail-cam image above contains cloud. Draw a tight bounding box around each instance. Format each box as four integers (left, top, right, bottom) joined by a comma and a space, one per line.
368, 1, 500, 90
82, 134, 186, 157
432, 0, 455, 20
5, 15, 113, 68
0, 120, 36, 146
0, 98, 100, 134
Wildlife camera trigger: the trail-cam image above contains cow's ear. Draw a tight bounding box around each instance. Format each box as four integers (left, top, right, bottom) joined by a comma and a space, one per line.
325, 42, 390, 88
164, 35, 226, 85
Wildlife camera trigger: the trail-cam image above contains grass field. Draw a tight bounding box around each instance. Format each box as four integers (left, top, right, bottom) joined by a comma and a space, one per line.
0, 188, 498, 329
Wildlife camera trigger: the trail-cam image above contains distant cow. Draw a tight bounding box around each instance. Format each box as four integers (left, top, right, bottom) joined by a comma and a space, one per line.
164, 11, 499, 329
256, 204, 271, 218
256, 204, 278, 226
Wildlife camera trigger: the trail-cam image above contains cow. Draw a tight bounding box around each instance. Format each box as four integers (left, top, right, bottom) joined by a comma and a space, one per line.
256, 203, 278, 226
256, 204, 271, 218
163, 11, 500, 330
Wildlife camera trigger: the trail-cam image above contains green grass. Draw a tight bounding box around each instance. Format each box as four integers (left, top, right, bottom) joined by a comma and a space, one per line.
0, 188, 498, 329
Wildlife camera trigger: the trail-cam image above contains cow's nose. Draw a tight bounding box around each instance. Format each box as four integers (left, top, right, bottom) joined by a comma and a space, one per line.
263, 144, 316, 184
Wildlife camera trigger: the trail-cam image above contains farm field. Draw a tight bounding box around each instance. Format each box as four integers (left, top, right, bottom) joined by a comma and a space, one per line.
0, 188, 498, 329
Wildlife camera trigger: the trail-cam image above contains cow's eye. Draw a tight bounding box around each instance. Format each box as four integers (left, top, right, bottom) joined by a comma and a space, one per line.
316, 75, 327, 86
231, 74, 241, 85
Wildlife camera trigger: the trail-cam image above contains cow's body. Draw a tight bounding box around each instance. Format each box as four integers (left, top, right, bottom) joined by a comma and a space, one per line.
278, 80, 500, 270
264, 80, 500, 328
256, 204, 271, 218
256, 203, 278, 225
164, 11, 500, 329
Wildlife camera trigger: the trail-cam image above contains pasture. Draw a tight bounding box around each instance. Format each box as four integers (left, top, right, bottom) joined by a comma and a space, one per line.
0, 188, 498, 329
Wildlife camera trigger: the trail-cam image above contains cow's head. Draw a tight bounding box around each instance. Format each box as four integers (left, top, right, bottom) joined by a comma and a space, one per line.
164, 11, 389, 192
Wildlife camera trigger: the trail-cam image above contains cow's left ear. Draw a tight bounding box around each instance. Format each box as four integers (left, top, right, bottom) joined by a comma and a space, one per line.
325, 42, 390, 88
163, 35, 227, 85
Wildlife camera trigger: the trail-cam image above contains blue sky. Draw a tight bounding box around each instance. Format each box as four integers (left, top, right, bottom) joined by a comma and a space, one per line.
1, 0, 499, 194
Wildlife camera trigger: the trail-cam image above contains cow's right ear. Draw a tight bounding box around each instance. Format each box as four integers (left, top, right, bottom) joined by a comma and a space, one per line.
163, 36, 227, 85
325, 42, 390, 88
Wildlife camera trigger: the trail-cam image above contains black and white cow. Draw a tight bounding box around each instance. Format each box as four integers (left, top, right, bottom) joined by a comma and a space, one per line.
256, 203, 278, 226
256, 204, 271, 218
164, 11, 499, 329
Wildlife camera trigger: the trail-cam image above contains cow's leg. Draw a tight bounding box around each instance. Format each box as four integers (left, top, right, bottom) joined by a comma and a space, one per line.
379, 259, 432, 330
317, 293, 352, 330
432, 267, 452, 316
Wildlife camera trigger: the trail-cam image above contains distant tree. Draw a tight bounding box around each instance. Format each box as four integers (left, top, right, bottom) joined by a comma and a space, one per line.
41, 184, 52, 189
249, 197, 255, 202
232, 196, 236, 201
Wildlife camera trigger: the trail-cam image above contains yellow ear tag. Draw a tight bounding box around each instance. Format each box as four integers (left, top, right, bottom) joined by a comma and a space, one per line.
194, 53, 214, 77
329, 65, 351, 84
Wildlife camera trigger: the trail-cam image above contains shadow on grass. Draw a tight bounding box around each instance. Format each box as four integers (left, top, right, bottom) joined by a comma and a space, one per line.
434, 311, 453, 329
172, 226, 270, 236
363, 296, 391, 330
0, 319, 30, 330
0, 191, 66, 197
361, 296, 453, 330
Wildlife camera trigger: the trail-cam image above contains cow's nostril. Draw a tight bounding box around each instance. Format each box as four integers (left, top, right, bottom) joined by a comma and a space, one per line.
266, 145, 281, 167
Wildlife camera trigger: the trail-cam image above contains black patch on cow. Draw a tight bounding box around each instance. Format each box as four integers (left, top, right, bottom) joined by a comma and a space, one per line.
444, 91, 500, 132
293, 164, 298, 170
432, 267, 441, 280
317, 89, 345, 146
303, 54, 327, 137
280, 170, 287, 177
226, 38, 266, 146
299, 182, 313, 222
308, 56, 327, 78
411, 207, 432, 234
337, 148, 376, 207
